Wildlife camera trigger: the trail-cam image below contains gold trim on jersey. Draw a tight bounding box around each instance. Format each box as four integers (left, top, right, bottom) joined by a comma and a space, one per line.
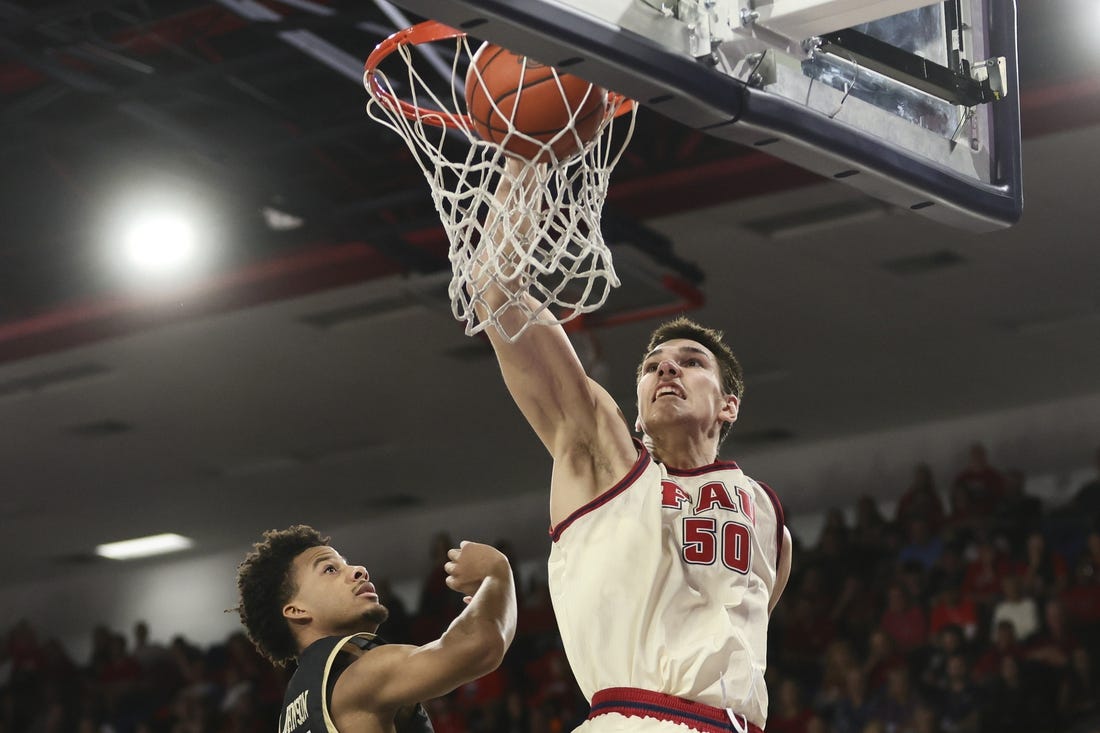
320, 632, 377, 733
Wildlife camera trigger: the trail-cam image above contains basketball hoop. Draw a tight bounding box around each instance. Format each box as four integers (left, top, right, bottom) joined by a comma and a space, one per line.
364, 21, 637, 341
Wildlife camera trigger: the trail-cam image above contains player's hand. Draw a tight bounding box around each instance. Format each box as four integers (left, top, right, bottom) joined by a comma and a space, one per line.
444, 541, 511, 602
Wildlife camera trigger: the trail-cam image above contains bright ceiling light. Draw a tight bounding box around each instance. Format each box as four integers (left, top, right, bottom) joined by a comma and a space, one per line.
95, 533, 194, 560
122, 211, 197, 274
98, 179, 222, 288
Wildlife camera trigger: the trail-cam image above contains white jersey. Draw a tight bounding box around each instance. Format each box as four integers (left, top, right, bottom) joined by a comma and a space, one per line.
548, 444, 785, 729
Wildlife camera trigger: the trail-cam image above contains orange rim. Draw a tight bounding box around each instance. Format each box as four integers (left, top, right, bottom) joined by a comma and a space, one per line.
364, 20, 636, 130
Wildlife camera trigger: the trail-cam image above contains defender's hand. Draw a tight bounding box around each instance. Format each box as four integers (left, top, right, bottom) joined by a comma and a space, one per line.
444, 541, 510, 602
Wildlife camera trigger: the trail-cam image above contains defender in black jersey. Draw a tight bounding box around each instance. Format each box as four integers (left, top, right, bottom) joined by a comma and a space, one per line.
236, 525, 516, 733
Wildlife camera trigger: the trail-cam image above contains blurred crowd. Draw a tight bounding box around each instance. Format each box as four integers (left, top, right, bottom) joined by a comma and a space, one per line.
3, 442, 1099, 733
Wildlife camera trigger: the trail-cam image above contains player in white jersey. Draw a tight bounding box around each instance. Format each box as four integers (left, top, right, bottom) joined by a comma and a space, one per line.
472, 160, 793, 733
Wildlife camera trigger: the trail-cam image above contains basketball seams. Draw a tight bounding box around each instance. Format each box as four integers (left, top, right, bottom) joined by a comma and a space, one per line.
479, 91, 604, 136
465, 42, 608, 162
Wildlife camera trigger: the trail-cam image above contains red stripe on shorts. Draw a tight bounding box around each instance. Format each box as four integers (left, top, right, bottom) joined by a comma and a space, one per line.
588, 688, 763, 733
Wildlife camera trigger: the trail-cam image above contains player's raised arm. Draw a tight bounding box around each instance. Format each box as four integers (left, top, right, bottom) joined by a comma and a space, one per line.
470, 158, 637, 518
332, 542, 516, 717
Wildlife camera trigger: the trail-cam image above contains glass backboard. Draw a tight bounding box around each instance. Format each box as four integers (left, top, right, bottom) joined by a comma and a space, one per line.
381, 0, 1022, 231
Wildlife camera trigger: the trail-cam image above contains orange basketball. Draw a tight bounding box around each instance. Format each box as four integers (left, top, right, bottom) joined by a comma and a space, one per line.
465, 42, 609, 163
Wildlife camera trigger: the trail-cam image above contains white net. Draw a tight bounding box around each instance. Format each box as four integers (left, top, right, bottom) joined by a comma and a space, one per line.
363, 23, 637, 341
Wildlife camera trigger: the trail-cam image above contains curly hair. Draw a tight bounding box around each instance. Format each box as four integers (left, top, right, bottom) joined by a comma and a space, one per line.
638, 316, 744, 445
235, 525, 328, 667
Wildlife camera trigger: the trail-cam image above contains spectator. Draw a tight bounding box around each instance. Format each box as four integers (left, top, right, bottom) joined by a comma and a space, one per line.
912, 705, 941, 733
833, 669, 875, 733
971, 621, 1020, 687
879, 584, 929, 654
980, 656, 1041, 733
898, 518, 945, 572
371, 578, 413, 643
1070, 530, 1100, 585
1061, 531, 1100, 629
896, 463, 946, 533
951, 443, 1006, 517
992, 470, 1041, 545
782, 595, 837, 676
945, 483, 984, 539
852, 495, 890, 557
1058, 648, 1099, 725
960, 538, 1011, 611
815, 640, 859, 714
831, 573, 882, 644
816, 526, 856, 588
1025, 598, 1080, 671
806, 715, 833, 733
919, 626, 966, 696
927, 545, 966, 598
823, 506, 850, 538
929, 587, 979, 641
863, 629, 907, 693
989, 575, 1040, 642
1015, 530, 1069, 599
1064, 444, 1100, 517
1024, 598, 1081, 706
869, 667, 923, 733
770, 678, 816, 733
496, 690, 530, 733
935, 655, 981, 733
413, 531, 467, 643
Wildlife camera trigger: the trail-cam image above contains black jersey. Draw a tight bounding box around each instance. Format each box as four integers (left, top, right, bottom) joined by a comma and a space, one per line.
278, 633, 435, 733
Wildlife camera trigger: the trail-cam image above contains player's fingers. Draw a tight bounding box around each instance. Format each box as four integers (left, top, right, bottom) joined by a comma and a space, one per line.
447, 548, 460, 561
459, 540, 469, 548
463, 596, 473, 604
445, 575, 457, 588
444, 561, 455, 574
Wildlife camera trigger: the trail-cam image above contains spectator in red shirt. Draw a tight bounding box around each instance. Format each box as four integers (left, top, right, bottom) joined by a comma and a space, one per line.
879, 584, 929, 654
929, 587, 979, 641
961, 538, 1011, 609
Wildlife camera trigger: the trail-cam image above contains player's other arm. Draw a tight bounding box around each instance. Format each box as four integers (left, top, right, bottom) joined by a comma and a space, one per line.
331, 542, 517, 719
769, 527, 793, 614
471, 160, 636, 514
